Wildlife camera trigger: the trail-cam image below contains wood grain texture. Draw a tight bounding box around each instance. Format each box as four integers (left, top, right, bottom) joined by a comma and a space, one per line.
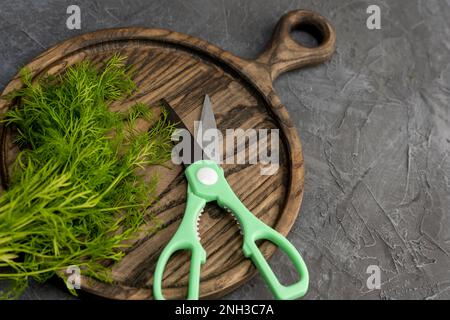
0, 10, 335, 299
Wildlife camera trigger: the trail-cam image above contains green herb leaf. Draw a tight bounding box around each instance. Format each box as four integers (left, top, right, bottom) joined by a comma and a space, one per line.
0, 54, 174, 299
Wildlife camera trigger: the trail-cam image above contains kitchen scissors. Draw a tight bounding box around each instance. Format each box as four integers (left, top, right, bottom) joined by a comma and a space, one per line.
153, 95, 308, 300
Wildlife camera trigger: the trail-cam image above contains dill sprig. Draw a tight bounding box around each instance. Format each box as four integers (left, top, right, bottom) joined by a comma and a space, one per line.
0, 55, 174, 299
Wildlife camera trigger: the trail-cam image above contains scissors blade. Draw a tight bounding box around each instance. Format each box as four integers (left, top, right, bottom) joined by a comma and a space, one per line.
160, 99, 204, 166
197, 95, 220, 163
199, 95, 217, 133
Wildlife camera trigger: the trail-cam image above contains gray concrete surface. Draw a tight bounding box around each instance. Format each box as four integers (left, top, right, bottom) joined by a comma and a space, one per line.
0, 0, 449, 300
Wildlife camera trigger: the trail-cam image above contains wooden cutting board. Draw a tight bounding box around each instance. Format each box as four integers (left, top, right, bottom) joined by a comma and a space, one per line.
0, 10, 335, 299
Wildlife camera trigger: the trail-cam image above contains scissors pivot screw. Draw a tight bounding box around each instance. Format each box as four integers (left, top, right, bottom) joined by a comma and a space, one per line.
196, 167, 218, 185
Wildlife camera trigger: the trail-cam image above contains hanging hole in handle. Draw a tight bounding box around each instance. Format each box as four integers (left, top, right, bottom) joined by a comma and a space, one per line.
290, 21, 326, 49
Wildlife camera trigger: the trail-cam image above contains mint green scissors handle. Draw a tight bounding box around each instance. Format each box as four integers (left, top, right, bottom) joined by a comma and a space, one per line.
153, 187, 206, 300
218, 185, 309, 300
185, 160, 309, 300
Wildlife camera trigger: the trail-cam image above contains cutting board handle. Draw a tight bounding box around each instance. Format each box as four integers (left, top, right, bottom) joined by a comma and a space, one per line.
255, 10, 336, 81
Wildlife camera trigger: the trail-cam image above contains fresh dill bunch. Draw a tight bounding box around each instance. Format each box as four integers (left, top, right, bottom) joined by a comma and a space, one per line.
0, 54, 175, 299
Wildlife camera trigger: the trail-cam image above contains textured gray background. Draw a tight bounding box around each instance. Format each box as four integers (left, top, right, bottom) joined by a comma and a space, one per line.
0, 0, 449, 300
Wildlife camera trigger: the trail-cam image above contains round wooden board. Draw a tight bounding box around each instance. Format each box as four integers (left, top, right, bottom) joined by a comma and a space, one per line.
0, 10, 335, 299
